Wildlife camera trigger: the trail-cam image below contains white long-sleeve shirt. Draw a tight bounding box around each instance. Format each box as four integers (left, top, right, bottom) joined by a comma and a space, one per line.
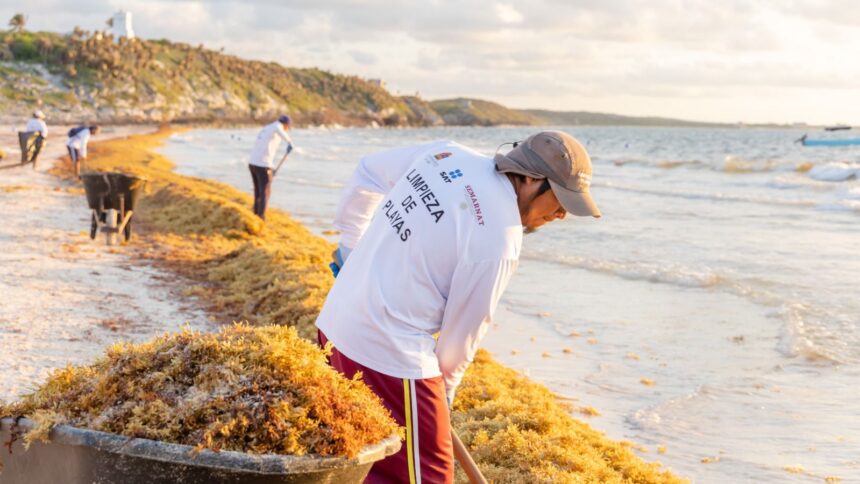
66, 129, 91, 158
316, 141, 522, 403
249, 121, 292, 169
25, 119, 48, 137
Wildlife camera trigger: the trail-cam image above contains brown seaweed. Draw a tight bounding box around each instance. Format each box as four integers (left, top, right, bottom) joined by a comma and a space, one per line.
4, 325, 399, 458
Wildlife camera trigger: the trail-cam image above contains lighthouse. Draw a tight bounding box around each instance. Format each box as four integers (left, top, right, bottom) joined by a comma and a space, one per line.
111, 11, 135, 41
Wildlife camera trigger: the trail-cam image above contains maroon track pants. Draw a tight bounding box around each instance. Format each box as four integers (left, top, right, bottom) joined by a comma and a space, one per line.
318, 331, 454, 484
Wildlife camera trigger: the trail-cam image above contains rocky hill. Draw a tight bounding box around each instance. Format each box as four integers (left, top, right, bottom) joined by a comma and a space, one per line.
0, 29, 433, 126
1, 29, 745, 128
429, 98, 541, 126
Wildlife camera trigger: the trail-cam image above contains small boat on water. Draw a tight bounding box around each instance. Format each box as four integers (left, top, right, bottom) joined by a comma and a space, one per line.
824, 125, 851, 131
796, 134, 860, 147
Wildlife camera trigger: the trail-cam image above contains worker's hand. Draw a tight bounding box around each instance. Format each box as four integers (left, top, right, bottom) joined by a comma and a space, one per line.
329, 250, 343, 278
328, 244, 352, 278
286, 143, 293, 155
329, 246, 349, 276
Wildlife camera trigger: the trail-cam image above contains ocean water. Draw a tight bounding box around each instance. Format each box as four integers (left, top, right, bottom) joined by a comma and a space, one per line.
159, 126, 860, 483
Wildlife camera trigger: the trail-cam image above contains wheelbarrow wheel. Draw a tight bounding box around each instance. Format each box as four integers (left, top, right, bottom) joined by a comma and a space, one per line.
90, 213, 98, 240
123, 219, 132, 242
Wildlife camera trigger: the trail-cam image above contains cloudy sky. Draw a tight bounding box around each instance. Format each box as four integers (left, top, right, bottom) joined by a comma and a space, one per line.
4, 0, 860, 124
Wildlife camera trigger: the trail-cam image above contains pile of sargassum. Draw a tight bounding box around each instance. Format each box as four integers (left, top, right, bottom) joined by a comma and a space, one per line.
0, 325, 398, 458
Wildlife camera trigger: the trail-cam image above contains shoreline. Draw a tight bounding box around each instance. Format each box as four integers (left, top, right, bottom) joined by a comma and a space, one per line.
2, 128, 685, 483
0, 124, 214, 401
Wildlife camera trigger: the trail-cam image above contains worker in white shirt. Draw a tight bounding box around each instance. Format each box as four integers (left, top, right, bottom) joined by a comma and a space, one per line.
19, 110, 48, 167
66, 125, 100, 177
248, 115, 293, 220
316, 131, 601, 483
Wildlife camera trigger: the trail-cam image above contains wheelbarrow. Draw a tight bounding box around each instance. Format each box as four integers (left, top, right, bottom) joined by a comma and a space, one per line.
1, 417, 401, 484
80, 172, 148, 245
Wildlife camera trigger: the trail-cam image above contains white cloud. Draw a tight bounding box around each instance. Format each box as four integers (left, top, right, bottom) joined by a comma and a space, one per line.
495, 4, 523, 24
349, 49, 378, 65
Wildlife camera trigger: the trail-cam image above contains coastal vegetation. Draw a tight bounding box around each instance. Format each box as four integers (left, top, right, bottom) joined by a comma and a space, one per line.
0, 29, 425, 125
7, 14, 25, 33
29, 129, 685, 483
429, 98, 542, 126
1, 28, 744, 128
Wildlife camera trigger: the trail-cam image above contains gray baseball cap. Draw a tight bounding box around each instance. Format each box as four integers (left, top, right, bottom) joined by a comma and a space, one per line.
494, 130, 601, 218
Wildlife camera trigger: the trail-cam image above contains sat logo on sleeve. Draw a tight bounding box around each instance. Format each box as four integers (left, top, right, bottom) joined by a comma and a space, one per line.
440, 168, 463, 183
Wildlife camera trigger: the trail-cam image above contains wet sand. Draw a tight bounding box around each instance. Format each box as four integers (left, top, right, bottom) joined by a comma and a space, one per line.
0, 125, 212, 401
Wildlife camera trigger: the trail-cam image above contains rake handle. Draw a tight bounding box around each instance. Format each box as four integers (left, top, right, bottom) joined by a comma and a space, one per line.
451, 430, 488, 484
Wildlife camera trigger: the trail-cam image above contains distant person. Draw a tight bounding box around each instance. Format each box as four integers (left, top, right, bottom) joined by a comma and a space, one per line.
248, 115, 293, 220
316, 131, 601, 482
18, 110, 48, 168
66, 125, 100, 177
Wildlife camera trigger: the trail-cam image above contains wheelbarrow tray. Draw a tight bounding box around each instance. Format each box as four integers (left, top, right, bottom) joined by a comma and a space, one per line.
1, 417, 400, 484
80, 172, 147, 212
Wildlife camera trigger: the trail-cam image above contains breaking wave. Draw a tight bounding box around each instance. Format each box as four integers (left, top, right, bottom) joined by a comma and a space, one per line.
595, 181, 816, 208
807, 162, 860, 182
604, 155, 859, 183
521, 251, 727, 290
774, 304, 854, 365
522, 250, 858, 366
285, 177, 344, 189
603, 156, 817, 174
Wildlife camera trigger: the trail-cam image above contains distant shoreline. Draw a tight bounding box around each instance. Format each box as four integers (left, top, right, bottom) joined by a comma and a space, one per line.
0, 29, 819, 130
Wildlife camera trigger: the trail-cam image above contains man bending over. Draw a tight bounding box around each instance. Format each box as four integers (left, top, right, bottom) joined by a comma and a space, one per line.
316, 131, 601, 483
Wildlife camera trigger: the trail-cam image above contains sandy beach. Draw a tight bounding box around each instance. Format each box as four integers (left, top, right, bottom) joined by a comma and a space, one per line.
0, 124, 212, 401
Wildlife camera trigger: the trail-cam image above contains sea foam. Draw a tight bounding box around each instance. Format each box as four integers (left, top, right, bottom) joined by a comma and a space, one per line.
807, 162, 860, 182
522, 251, 725, 290
595, 182, 816, 208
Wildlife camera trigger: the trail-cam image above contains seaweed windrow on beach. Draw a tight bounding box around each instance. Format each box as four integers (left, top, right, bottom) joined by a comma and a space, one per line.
454, 351, 685, 483
4, 324, 399, 458
51, 129, 332, 340
51, 129, 686, 482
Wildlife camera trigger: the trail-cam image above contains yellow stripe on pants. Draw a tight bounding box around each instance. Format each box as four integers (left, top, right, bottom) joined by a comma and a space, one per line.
403, 379, 417, 484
